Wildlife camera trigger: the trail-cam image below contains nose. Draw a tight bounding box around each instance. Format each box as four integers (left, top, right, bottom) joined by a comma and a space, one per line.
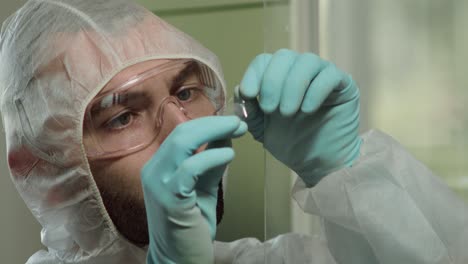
156, 102, 190, 143
156, 101, 209, 154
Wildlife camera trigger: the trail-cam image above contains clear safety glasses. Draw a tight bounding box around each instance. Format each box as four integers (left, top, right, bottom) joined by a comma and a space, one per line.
84, 59, 226, 160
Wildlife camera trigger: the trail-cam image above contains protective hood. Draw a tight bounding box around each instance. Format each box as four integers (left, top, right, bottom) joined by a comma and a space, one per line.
0, 0, 226, 262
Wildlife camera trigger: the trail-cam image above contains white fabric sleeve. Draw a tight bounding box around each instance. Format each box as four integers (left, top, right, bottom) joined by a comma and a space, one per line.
214, 233, 337, 264
292, 130, 468, 264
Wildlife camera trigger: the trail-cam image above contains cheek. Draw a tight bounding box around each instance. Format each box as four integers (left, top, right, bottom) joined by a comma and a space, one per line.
88, 139, 162, 195
88, 158, 142, 193
134, 140, 161, 169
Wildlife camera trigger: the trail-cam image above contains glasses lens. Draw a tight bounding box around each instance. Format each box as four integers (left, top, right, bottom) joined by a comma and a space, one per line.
175, 84, 218, 118
84, 60, 222, 159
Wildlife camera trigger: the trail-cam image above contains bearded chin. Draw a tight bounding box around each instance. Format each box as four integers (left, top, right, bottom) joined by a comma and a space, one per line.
101, 180, 225, 246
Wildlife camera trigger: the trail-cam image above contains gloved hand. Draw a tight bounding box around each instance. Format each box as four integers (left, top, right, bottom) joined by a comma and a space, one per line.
142, 116, 247, 264
239, 49, 361, 187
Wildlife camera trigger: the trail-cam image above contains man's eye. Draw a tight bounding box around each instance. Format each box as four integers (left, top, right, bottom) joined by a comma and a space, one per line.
176, 89, 193, 101
105, 112, 133, 130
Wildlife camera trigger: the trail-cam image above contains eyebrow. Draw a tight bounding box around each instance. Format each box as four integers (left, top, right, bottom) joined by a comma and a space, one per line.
89, 91, 152, 118
170, 61, 200, 93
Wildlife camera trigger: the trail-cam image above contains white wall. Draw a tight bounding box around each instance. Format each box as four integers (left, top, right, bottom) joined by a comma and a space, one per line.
0, 1, 43, 263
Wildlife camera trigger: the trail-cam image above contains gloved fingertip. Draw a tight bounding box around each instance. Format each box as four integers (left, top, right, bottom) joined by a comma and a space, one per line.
223, 115, 241, 125
216, 147, 235, 159
259, 101, 277, 114
301, 102, 319, 114
234, 85, 241, 99
232, 121, 248, 138
239, 80, 258, 99
240, 67, 263, 99
240, 120, 248, 129
226, 147, 235, 159
279, 103, 298, 117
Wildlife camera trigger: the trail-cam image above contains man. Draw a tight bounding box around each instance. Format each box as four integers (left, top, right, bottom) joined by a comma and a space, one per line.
1, 0, 467, 263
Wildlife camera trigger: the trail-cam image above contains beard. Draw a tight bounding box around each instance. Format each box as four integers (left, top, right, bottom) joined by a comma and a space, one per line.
98, 179, 149, 246
98, 180, 225, 246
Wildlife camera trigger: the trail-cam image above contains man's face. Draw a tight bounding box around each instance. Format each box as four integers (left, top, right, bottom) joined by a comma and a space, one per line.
84, 59, 219, 245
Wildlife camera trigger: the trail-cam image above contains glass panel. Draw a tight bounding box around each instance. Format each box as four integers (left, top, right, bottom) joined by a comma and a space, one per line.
322, 0, 468, 201
265, 0, 468, 261
369, 0, 468, 201
263, 0, 325, 245
262, 0, 293, 243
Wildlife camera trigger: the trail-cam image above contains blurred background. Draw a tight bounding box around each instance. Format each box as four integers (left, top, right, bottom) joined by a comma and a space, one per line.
1, 0, 468, 262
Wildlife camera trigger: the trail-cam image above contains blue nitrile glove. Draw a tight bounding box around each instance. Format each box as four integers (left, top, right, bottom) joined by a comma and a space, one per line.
142, 116, 247, 264
239, 49, 361, 187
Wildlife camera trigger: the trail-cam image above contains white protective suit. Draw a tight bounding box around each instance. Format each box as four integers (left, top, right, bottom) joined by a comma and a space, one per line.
0, 1, 467, 263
